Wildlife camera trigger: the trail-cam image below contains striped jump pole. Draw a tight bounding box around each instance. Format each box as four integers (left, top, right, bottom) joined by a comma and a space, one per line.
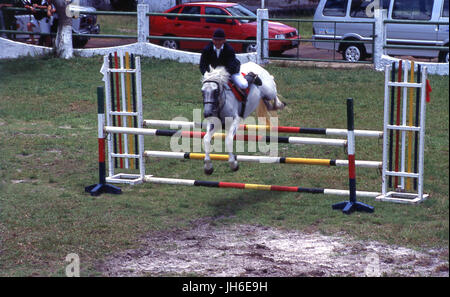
144, 151, 382, 168
144, 176, 380, 198
143, 120, 383, 138
104, 127, 348, 147
332, 98, 374, 214
85, 87, 122, 196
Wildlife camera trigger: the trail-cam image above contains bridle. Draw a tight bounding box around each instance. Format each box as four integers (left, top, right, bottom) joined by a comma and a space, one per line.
202, 80, 224, 113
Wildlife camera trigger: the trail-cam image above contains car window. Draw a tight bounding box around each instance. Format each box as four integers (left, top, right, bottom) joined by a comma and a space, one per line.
443, 0, 449, 17
205, 7, 229, 24
167, 6, 181, 20
349, 0, 391, 17
350, 0, 374, 18
392, 0, 434, 20
178, 6, 201, 22
323, 0, 348, 17
225, 4, 256, 23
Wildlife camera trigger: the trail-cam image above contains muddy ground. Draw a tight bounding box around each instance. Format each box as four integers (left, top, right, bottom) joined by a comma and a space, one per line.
98, 218, 448, 277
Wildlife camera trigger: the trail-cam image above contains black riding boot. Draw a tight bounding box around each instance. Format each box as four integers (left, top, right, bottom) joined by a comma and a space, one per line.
244, 72, 262, 86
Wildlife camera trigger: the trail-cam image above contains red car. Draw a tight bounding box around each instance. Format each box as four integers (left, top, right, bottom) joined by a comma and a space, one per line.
149, 2, 299, 55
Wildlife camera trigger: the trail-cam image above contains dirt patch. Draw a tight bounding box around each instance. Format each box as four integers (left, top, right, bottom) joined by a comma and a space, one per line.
98, 220, 448, 277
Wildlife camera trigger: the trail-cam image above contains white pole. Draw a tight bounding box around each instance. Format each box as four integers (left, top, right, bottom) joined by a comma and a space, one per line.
400, 60, 408, 189
103, 55, 114, 178
417, 67, 427, 199
256, 8, 269, 65
374, 8, 387, 71
135, 56, 146, 180
381, 64, 391, 196
120, 51, 130, 169
137, 4, 149, 44
287, 136, 346, 147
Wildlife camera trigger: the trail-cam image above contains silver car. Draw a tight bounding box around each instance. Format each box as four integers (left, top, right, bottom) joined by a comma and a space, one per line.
13, 4, 99, 48
313, 0, 449, 62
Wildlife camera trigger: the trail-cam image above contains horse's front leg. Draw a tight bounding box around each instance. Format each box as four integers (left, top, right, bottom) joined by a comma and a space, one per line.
226, 117, 240, 172
203, 122, 215, 175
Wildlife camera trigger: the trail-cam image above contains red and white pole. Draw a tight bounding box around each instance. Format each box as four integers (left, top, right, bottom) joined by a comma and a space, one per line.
332, 98, 374, 214
85, 87, 122, 196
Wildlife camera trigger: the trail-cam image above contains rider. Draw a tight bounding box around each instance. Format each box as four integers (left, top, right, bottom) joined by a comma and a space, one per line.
199, 28, 261, 96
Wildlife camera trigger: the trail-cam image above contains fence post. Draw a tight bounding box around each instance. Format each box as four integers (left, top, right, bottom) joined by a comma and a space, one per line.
257, 8, 269, 65
374, 8, 387, 71
137, 4, 149, 44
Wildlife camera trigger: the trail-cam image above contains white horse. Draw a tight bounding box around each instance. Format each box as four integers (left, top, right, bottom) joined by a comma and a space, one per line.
201, 61, 285, 175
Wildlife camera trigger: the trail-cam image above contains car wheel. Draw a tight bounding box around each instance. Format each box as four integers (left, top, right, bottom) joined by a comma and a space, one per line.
342, 43, 365, 62
438, 49, 449, 63
73, 36, 89, 48
243, 41, 257, 53
269, 50, 284, 57
162, 39, 179, 50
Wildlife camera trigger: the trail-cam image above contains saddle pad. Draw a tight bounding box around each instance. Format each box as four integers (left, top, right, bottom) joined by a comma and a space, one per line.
227, 72, 248, 102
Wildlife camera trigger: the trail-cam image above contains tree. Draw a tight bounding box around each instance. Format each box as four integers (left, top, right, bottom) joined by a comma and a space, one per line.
54, 0, 73, 59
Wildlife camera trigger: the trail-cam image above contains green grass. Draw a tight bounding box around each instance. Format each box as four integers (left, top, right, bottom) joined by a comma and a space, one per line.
0, 56, 448, 276
97, 15, 137, 36
280, 17, 314, 39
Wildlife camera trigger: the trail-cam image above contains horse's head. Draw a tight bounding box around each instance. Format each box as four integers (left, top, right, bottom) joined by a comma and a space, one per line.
201, 66, 229, 118
202, 80, 221, 118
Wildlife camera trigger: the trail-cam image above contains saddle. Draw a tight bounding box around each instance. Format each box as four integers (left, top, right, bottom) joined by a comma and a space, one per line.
227, 72, 262, 117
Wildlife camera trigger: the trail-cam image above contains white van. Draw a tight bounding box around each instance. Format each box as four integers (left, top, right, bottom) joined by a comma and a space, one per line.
312, 0, 449, 62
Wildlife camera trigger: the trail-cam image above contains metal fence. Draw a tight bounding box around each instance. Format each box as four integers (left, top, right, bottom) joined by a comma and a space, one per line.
1, 5, 448, 66
262, 17, 375, 64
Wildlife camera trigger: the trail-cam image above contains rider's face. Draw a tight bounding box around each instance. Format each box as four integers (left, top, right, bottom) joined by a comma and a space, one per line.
213, 38, 225, 49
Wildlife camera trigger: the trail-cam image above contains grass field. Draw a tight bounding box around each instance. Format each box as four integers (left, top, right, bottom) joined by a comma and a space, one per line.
0, 56, 448, 276
97, 15, 137, 36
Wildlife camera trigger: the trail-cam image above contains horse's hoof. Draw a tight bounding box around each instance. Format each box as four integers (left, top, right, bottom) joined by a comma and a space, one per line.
204, 167, 214, 175
230, 163, 239, 172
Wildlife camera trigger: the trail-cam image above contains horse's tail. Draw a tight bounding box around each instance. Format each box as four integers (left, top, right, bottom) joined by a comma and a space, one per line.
256, 99, 278, 127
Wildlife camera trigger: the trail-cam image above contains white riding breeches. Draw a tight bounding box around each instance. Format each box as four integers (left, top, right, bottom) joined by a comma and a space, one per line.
231, 73, 248, 90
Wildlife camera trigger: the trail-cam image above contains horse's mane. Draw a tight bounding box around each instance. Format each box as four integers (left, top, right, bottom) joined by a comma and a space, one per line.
202, 66, 230, 86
